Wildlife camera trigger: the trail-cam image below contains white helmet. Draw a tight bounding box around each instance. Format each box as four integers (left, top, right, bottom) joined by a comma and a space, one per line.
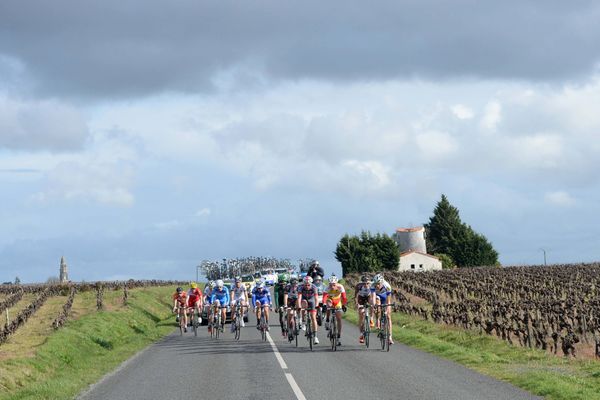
209, 280, 216, 288
216, 279, 224, 288
329, 274, 338, 284
373, 274, 383, 284
303, 276, 313, 284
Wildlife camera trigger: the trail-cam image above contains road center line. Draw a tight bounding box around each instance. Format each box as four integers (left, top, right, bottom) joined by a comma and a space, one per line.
266, 332, 307, 400
266, 331, 288, 369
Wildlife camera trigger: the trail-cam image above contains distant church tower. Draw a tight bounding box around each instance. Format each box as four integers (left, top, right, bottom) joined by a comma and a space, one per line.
59, 256, 69, 283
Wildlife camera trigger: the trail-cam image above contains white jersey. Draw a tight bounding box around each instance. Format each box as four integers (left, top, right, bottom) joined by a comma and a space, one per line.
231, 284, 247, 300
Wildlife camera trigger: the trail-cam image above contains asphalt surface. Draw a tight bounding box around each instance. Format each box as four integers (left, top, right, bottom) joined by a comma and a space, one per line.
79, 305, 540, 400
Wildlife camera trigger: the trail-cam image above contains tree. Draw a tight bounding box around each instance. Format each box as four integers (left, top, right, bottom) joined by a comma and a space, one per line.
425, 194, 499, 268
335, 231, 399, 276
434, 253, 455, 269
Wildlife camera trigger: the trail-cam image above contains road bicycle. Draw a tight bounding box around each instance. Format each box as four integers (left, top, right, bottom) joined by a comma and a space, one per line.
188, 306, 200, 337
277, 306, 287, 337
326, 306, 343, 351
175, 305, 186, 336
286, 307, 299, 347
300, 308, 315, 351
211, 305, 227, 339
232, 304, 247, 341
358, 303, 371, 348
374, 303, 396, 352
257, 304, 270, 341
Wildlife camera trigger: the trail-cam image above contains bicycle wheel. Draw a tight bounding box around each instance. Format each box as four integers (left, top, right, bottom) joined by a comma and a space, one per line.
364, 314, 370, 349
331, 319, 337, 351
193, 311, 198, 337
294, 314, 299, 347
307, 318, 313, 351
261, 314, 267, 341
235, 314, 241, 341
216, 314, 221, 339
380, 315, 386, 350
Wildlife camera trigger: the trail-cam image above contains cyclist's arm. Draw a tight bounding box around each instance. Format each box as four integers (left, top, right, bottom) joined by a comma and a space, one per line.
283, 293, 288, 308
274, 287, 280, 308
224, 290, 230, 305
322, 292, 329, 304
341, 287, 348, 306
251, 291, 256, 307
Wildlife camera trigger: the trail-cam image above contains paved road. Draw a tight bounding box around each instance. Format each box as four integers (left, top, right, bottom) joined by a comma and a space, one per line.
78, 311, 540, 400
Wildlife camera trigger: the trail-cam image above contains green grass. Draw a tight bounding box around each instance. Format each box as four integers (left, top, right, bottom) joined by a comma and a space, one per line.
0, 286, 176, 400
343, 296, 600, 400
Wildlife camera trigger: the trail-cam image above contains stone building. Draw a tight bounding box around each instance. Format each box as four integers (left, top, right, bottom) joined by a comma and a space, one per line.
393, 227, 442, 272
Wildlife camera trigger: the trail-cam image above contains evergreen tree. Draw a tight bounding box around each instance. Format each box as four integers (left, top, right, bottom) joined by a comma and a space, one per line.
425, 194, 499, 267
335, 231, 399, 275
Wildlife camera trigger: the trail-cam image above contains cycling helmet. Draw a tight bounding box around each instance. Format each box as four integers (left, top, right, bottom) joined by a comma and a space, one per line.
234, 276, 241, 283
312, 260, 320, 266
278, 273, 289, 283
190, 281, 197, 288
290, 277, 298, 285
176, 287, 183, 293
216, 279, 224, 288
209, 280, 216, 288
314, 276, 322, 282
372, 274, 383, 284
329, 274, 338, 284
360, 275, 370, 283
303, 276, 313, 284
257, 280, 265, 288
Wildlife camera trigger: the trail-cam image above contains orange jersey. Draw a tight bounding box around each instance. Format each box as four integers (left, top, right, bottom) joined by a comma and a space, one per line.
173, 292, 187, 305
323, 283, 347, 305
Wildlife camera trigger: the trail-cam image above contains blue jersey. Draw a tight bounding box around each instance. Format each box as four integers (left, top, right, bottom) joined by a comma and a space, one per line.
252, 287, 271, 305
371, 281, 392, 302
210, 287, 230, 305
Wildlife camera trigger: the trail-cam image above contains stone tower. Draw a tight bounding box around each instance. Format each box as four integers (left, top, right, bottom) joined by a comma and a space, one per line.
59, 256, 69, 283
393, 227, 427, 253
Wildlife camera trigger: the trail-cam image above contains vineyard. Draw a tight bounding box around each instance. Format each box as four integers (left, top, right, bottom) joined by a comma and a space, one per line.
346, 263, 600, 359
0, 280, 182, 346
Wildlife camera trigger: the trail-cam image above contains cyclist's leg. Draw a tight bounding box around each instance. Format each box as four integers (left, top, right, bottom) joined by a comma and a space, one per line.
374, 297, 382, 328
387, 303, 393, 343
255, 300, 261, 326
308, 299, 318, 337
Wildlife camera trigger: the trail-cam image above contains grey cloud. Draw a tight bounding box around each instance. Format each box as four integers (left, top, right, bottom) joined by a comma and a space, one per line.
1, 1, 600, 99
0, 98, 89, 151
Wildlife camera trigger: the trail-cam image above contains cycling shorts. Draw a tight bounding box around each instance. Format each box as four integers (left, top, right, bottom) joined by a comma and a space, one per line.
302, 297, 317, 312
231, 298, 246, 306
328, 297, 343, 309
286, 298, 297, 309
188, 297, 201, 308
255, 297, 270, 306
375, 293, 389, 303
357, 295, 370, 306
213, 298, 229, 307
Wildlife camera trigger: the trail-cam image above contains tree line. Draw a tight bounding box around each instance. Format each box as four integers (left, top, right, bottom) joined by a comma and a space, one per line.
335, 194, 499, 275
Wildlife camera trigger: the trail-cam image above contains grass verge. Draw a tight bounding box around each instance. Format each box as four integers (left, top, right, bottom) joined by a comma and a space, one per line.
0, 286, 175, 400
343, 298, 600, 400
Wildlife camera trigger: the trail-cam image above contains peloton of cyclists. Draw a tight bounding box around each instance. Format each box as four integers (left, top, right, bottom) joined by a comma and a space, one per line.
251, 280, 272, 330
274, 273, 289, 337
323, 274, 347, 346
230, 277, 248, 332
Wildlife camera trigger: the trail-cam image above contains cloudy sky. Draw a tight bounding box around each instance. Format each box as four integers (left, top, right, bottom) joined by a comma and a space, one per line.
1, 1, 600, 282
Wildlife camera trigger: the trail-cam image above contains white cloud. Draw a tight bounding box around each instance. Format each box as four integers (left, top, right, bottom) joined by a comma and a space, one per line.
415, 131, 459, 161
545, 191, 576, 206
451, 104, 474, 120
195, 208, 211, 217
480, 100, 502, 131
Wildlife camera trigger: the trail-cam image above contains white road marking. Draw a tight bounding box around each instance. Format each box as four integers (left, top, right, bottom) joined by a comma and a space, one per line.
285, 373, 308, 400
266, 332, 307, 400
266, 332, 288, 369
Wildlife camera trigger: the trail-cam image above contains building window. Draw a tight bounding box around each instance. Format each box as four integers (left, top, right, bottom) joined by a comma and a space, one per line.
411, 264, 415, 269
419, 264, 423, 269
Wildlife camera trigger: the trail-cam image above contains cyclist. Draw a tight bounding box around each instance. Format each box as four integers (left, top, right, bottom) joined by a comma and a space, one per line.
314, 275, 325, 326
187, 282, 203, 326
230, 277, 248, 332
283, 277, 300, 340
274, 273, 289, 337
323, 274, 347, 346
204, 280, 216, 333
297, 275, 320, 344
172, 287, 188, 332
371, 273, 394, 345
210, 279, 230, 332
355, 275, 372, 343
251, 280, 272, 330
307, 261, 324, 281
